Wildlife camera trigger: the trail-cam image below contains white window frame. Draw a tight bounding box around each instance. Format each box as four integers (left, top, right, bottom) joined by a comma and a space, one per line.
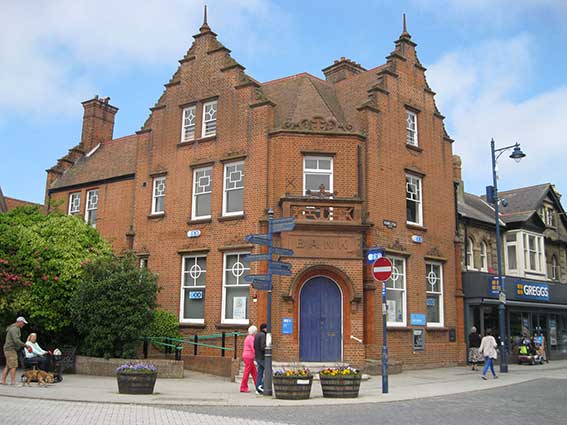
406, 174, 423, 226
550, 255, 559, 281
426, 262, 444, 328
202, 100, 217, 137
466, 237, 475, 270
406, 109, 418, 146
180, 255, 207, 324
151, 176, 166, 215
480, 241, 488, 272
68, 192, 81, 215
504, 230, 546, 277
85, 189, 99, 228
181, 105, 196, 143
192, 166, 212, 220
139, 257, 148, 269
222, 161, 244, 217
221, 252, 250, 325
303, 156, 334, 195
386, 256, 407, 327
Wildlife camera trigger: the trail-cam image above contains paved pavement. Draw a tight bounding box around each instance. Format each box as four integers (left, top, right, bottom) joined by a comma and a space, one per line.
0, 360, 566, 425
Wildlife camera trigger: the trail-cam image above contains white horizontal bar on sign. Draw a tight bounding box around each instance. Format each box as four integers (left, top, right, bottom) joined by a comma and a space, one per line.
373, 267, 392, 273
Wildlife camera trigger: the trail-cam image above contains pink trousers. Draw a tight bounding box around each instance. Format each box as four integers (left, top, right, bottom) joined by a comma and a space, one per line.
240, 358, 257, 392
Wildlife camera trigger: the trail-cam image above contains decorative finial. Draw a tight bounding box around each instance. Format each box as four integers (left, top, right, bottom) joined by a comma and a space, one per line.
200, 5, 211, 32
401, 13, 411, 38
204, 5, 208, 26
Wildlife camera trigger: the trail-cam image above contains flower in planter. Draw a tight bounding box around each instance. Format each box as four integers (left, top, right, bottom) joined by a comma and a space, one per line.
319, 365, 360, 377
274, 367, 312, 378
116, 362, 158, 374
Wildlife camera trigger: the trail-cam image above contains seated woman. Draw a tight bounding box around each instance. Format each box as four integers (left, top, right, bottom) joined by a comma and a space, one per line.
25, 333, 50, 371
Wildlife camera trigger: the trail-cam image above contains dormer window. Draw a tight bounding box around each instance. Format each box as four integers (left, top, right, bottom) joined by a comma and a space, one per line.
541, 205, 556, 227
202, 100, 217, 137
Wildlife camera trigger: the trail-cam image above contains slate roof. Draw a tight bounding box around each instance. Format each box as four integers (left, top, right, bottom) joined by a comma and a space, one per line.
458, 192, 502, 226
50, 135, 137, 190
482, 183, 552, 225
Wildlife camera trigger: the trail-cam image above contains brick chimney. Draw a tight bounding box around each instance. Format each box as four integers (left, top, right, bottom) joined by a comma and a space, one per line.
80, 95, 118, 152
453, 155, 464, 204
322, 57, 366, 84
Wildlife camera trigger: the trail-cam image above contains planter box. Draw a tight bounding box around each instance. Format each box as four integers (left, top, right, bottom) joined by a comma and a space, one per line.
319, 374, 361, 398
117, 371, 157, 394
273, 375, 313, 400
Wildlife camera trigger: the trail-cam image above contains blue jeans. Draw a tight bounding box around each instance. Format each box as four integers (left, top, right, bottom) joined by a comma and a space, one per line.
256, 359, 265, 390
482, 357, 496, 377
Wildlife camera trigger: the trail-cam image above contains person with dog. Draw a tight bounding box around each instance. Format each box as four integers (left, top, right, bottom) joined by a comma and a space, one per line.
1, 316, 28, 385
25, 333, 50, 371
254, 323, 267, 394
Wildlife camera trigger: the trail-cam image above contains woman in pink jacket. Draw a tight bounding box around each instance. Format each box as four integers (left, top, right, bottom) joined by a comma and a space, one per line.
240, 325, 258, 392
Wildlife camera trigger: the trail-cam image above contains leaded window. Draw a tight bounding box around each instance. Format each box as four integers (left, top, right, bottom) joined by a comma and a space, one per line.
181, 105, 196, 142
222, 252, 250, 323
406, 174, 423, 225
426, 262, 443, 326
152, 176, 166, 215
202, 100, 217, 137
181, 256, 206, 323
406, 110, 418, 146
85, 189, 99, 227
192, 167, 212, 219
223, 161, 244, 216
386, 257, 406, 326
68, 192, 81, 215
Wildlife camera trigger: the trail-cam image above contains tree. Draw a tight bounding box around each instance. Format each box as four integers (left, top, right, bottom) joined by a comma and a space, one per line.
0, 206, 111, 340
71, 253, 158, 359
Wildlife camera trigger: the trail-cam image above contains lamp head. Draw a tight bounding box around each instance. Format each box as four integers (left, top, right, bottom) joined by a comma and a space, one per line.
510, 144, 526, 163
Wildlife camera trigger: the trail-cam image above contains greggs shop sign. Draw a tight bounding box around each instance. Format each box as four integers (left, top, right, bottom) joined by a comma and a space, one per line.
515, 281, 550, 302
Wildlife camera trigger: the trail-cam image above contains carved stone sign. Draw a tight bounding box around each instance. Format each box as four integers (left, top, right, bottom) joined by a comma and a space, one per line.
282, 116, 354, 133
284, 233, 361, 259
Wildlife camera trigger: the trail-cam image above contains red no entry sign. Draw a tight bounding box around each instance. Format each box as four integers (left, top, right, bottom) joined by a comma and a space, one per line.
372, 257, 392, 281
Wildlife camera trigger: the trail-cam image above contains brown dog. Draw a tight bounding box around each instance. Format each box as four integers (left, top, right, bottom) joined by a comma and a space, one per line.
22, 370, 54, 387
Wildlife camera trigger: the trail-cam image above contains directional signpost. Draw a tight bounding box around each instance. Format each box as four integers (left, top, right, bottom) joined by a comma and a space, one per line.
243, 210, 295, 396
372, 257, 393, 394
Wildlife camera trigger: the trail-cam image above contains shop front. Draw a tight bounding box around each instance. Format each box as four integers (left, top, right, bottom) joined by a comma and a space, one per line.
463, 271, 567, 360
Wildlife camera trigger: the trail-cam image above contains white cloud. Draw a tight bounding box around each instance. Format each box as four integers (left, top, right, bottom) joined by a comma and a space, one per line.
0, 0, 290, 118
427, 35, 567, 195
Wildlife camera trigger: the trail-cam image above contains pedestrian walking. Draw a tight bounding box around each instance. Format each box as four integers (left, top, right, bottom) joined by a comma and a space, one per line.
1, 316, 28, 385
479, 328, 498, 380
240, 325, 258, 393
254, 323, 267, 394
468, 326, 482, 371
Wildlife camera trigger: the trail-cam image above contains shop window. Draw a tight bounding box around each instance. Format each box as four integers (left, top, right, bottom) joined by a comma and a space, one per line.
222, 252, 250, 324
426, 262, 444, 327
303, 156, 333, 195
386, 257, 406, 327
180, 255, 206, 323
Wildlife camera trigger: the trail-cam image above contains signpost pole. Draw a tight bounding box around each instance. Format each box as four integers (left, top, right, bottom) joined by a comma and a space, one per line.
263, 209, 274, 396
381, 281, 388, 394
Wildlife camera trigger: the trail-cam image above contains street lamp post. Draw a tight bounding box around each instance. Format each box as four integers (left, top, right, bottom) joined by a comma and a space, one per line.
490, 139, 526, 373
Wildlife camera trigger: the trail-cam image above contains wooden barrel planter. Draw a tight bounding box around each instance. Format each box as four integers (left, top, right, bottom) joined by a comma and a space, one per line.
273, 375, 313, 400
319, 374, 361, 398
116, 372, 158, 394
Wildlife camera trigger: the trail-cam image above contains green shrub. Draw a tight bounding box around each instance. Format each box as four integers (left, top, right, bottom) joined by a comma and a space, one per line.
144, 310, 182, 352
71, 253, 158, 359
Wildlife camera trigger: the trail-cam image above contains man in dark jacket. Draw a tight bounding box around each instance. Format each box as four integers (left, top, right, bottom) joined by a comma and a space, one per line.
1, 316, 27, 385
254, 323, 267, 394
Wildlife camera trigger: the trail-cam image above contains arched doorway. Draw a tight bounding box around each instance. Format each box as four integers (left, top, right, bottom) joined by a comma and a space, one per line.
299, 276, 342, 362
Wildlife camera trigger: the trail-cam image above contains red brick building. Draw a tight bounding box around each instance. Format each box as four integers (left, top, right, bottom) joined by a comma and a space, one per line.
46, 13, 464, 370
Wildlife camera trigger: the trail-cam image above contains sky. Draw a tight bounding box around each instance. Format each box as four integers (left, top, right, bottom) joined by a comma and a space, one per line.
1, 0, 567, 204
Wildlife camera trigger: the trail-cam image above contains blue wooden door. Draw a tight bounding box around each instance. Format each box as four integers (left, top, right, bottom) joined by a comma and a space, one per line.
300, 277, 342, 362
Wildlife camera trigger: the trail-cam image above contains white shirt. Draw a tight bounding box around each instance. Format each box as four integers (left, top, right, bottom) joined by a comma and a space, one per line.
25, 341, 47, 358
479, 335, 498, 359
